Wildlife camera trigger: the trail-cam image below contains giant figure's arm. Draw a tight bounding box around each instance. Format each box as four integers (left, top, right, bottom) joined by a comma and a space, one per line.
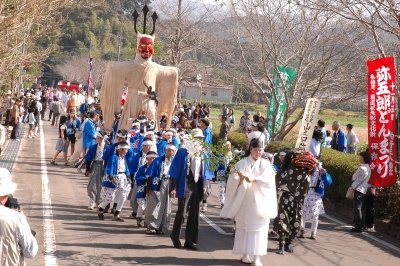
155, 65, 178, 129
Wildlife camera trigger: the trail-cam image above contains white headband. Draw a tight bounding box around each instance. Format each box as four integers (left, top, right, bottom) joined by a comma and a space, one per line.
145, 131, 155, 136
96, 132, 104, 139
165, 131, 173, 136
166, 144, 178, 150
279, 151, 286, 156
117, 144, 130, 149
142, 140, 153, 146
117, 133, 127, 138
146, 153, 158, 158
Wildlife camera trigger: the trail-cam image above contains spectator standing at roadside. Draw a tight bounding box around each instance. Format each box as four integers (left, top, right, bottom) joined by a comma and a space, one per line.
10, 99, 21, 140
346, 123, 359, 154
317, 120, 327, 147
0, 123, 5, 155
350, 151, 371, 233
247, 122, 265, 148
33, 97, 42, 136
48, 96, 54, 121
219, 116, 230, 141
239, 110, 252, 134
227, 109, 235, 129
221, 104, 228, 116
51, 97, 62, 126
330, 121, 347, 153
5, 90, 14, 127
325, 130, 332, 148
66, 109, 81, 158
0, 168, 38, 265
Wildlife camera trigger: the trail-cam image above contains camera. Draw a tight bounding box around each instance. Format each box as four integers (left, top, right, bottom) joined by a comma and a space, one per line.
5, 195, 20, 211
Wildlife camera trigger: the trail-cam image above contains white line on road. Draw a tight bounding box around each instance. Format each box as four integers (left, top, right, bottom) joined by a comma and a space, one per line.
200, 213, 227, 234
40, 120, 58, 265
323, 213, 400, 254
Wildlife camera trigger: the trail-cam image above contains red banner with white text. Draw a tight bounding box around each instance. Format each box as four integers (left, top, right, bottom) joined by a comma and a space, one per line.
367, 56, 398, 187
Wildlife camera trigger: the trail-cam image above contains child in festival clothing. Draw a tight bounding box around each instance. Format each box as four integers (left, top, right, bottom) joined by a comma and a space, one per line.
28, 108, 36, 138
135, 151, 157, 227
216, 141, 233, 208
300, 160, 332, 239
97, 141, 131, 221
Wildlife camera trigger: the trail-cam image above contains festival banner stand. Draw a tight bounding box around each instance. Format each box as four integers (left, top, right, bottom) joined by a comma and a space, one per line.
295, 98, 321, 152
267, 66, 296, 137
367, 56, 398, 187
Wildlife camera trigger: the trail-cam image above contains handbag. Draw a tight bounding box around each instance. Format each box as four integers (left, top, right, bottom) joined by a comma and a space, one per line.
346, 187, 355, 200
346, 175, 369, 200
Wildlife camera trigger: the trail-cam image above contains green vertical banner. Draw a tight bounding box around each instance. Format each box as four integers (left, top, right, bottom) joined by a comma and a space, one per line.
267, 66, 296, 136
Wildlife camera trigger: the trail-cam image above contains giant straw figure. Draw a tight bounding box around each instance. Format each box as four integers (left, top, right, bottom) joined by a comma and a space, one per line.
101, 5, 178, 131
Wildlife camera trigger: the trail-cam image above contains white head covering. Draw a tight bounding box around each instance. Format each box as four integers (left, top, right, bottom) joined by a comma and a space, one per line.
117, 142, 130, 149
192, 128, 204, 138
166, 143, 178, 150
142, 140, 153, 146
146, 151, 158, 158
0, 168, 16, 196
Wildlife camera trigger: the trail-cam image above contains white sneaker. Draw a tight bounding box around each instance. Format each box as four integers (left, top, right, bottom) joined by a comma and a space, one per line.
200, 203, 208, 212
87, 203, 95, 210
28, 136, 32, 139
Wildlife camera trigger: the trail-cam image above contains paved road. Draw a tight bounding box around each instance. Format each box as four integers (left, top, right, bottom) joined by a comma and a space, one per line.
6, 118, 400, 266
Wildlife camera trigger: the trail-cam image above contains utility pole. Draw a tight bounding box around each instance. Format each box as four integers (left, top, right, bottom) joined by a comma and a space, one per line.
117, 32, 122, 62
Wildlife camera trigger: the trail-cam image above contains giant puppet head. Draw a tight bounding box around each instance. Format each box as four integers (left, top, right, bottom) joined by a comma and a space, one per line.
133, 5, 158, 60
137, 33, 154, 60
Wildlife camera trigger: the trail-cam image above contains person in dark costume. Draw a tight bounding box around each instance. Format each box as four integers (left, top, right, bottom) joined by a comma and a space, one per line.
273, 151, 317, 254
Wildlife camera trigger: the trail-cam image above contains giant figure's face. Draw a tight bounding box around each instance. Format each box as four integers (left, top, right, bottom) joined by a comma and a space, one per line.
139, 37, 154, 59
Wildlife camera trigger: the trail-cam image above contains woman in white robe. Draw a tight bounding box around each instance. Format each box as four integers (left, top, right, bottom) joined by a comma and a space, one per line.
221, 139, 277, 266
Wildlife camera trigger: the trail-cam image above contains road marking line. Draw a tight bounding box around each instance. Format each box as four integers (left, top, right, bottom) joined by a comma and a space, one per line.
322, 213, 400, 254
200, 213, 227, 234
40, 120, 58, 265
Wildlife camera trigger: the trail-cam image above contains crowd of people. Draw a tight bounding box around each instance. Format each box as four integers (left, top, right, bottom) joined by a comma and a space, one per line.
0, 86, 375, 266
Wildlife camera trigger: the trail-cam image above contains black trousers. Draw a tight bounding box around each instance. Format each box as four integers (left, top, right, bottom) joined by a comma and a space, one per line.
171, 181, 201, 244
10, 121, 20, 139
353, 190, 366, 230
5, 109, 10, 126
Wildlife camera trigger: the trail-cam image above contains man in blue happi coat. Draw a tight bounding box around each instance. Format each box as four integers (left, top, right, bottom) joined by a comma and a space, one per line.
169, 128, 208, 251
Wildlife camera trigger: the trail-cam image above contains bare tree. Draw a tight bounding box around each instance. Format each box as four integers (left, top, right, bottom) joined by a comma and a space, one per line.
154, 0, 227, 84
301, 0, 400, 56
54, 57, 108, 89
216, 0, 369, 140
0, 0, 91, 89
